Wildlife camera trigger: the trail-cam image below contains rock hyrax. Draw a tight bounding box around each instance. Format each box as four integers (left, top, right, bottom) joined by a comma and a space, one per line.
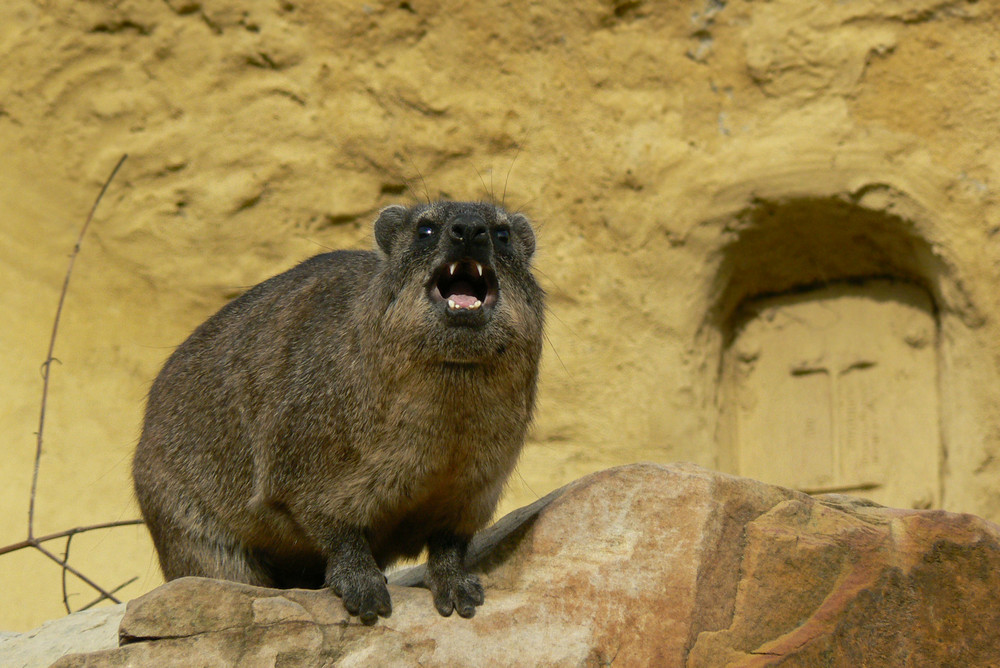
132, 201, 545, 624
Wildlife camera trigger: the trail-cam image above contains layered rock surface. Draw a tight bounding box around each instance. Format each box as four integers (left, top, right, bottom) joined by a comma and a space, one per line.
36, 464, 1000, 667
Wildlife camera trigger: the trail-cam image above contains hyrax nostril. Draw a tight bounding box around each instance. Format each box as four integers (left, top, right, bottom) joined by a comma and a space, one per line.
448, 214, 488, 247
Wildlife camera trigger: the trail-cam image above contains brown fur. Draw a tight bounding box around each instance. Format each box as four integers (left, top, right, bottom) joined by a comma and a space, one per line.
132, 201, 544, 623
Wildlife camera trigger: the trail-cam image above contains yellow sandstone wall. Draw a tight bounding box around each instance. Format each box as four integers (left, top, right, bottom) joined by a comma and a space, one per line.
2, 0, 999, 630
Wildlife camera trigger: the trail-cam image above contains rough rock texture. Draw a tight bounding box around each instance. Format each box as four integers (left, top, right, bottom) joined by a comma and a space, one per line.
49, 464, 1000, 667
4, 0, 1000, 630
0, 604, 125, 668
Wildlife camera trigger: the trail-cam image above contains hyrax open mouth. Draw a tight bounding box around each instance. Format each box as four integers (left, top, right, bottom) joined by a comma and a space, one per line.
428, 259, 499, 314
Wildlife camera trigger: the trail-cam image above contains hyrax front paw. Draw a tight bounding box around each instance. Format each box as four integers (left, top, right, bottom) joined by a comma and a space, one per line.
328, 566, 392, 625
428, 570, 485, 618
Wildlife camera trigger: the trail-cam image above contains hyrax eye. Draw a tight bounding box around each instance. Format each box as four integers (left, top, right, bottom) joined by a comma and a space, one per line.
417, 224, 436, 240
494, 228, 511, 245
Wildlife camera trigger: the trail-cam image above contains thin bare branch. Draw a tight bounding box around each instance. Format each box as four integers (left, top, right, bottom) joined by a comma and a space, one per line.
78, 577, 138, 612
0, 519, 144, 557
61, 533, 74, 614
33, 543, 125, 605
29, 153, 128, 539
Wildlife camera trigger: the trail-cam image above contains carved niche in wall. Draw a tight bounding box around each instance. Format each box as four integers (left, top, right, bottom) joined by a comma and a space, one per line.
721, 279, 939, 509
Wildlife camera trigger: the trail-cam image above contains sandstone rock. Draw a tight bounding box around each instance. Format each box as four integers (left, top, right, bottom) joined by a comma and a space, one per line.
50, 463, 1000, 667
0, 604, 124, 668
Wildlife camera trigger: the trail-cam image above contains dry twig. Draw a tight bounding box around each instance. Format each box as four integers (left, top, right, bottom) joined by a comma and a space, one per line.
1, 153, 145, 613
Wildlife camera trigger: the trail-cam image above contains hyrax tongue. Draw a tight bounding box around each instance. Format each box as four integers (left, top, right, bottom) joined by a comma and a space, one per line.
450, 294, 479, 308
447, 280, 480, 309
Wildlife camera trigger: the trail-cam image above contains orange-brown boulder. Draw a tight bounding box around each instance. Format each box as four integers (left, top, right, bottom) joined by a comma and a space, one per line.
51, 463, 1000, 667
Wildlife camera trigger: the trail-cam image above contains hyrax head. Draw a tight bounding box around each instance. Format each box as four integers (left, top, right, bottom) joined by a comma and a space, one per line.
374, 201, 542, 363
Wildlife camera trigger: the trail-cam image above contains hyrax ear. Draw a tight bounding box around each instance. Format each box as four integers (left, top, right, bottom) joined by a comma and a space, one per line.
374, 205, 409, 255
509, 213, 536, 258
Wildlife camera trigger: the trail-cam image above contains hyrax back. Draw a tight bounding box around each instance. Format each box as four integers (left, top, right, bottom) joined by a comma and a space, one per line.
133, 201, 544, 624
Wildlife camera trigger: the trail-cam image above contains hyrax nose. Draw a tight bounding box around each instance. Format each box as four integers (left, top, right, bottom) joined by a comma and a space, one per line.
448, 215, 489, 251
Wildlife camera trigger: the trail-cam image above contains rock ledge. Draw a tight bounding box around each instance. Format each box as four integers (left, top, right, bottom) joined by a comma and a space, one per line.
46, 463, 1000, 666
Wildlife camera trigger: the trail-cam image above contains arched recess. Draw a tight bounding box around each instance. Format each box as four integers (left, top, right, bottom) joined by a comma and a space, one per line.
706, 195, 952, 509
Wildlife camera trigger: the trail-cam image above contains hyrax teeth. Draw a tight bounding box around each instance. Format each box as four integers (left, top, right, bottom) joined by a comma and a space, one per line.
474, 262, 483, 277
446, 298, 481, 311
448, 263, 457, 276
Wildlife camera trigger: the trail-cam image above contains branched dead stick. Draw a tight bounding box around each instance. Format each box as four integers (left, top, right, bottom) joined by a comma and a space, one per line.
78, 577, 139, 612
61, 533, 74, 614
0, 519, 145, 557
33, 542, 126, 606
59, 532, 140, 614
0, 154, 138, 614
28, 153, 128, 540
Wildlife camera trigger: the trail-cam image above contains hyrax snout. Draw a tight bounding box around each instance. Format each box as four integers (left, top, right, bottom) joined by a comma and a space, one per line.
133, 201, 545, 624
